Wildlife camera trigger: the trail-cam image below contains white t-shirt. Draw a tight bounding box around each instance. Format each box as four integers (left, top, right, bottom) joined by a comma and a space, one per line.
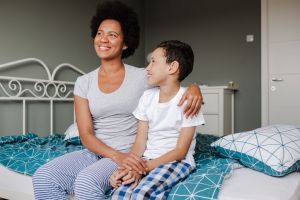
133, 87, 205, 167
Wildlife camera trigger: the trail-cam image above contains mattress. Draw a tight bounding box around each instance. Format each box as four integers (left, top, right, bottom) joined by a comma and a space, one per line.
0, 165, 75, 200
0, 165, 34, 200
218, 167, 300, 200
1, 165, 300, 200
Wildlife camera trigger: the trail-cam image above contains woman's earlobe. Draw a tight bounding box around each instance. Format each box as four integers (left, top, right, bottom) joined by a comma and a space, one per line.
123, 45, 128, 50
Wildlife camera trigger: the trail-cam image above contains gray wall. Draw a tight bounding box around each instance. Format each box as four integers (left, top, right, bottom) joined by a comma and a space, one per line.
144, 0, 261, 132
0, 0, 145, 135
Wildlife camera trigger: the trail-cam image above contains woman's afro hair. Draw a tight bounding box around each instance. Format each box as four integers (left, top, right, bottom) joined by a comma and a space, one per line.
90, 1, 140, 59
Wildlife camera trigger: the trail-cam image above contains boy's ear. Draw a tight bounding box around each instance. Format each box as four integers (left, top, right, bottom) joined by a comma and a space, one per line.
168, 61, 179, 74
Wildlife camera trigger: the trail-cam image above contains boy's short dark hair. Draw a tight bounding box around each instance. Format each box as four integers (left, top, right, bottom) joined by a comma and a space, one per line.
157, 40, 194, 82
90, 1, 140, 59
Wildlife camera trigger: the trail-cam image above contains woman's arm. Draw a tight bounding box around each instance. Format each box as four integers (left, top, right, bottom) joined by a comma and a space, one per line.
178, 84, 203, 118
145, 127, 196, 172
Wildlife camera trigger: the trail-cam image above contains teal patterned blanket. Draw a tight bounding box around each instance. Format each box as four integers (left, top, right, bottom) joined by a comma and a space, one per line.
0, 133, 237, 200
168, 134, 238, 200
0, 133, 84, 176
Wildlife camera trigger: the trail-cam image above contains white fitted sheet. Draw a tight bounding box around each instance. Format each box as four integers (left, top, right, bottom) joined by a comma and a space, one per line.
218, 167, 300, 200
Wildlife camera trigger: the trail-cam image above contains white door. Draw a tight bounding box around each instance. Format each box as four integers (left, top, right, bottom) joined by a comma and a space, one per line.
266, 0, 300, 125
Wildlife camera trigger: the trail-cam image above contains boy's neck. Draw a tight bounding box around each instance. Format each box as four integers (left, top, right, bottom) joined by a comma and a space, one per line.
158, 81, 180, 103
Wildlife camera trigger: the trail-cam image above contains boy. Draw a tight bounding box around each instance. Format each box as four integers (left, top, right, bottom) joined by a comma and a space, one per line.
110, 40, 205, 199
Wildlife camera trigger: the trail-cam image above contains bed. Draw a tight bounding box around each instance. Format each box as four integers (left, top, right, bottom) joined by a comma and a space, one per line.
1, 59, 300, 200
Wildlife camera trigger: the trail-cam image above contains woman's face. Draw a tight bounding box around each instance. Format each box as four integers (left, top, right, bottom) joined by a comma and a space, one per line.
94, 19, 127, 61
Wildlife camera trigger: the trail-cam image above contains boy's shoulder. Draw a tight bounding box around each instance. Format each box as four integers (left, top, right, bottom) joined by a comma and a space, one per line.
143, 87, 159, 96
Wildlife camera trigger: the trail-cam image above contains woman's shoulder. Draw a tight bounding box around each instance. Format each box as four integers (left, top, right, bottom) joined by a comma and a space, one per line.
75, 68, 98, 87
125, 64, 146, 75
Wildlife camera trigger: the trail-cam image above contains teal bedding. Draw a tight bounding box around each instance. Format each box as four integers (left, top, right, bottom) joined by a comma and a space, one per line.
168, 134, 238, 200
0, 133, 237, 200
0, 133, 84, 176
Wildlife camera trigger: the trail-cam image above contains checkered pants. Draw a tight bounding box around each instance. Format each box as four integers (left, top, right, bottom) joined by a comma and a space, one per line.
111, 161, 194, 200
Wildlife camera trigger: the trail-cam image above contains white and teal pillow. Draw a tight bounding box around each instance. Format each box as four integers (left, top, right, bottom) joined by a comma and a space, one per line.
211, 124, 300, 176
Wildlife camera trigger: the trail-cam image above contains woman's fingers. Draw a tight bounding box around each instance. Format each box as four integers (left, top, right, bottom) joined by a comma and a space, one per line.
122, 154, 147, 174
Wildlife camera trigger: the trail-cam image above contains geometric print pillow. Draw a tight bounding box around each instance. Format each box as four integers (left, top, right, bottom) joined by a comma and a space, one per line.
211, 124, 300, 176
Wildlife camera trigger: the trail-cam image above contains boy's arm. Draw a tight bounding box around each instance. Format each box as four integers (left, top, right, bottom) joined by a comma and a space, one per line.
121, 120, 149, 173
131, 120, 148, 156
146, 127, 196, 172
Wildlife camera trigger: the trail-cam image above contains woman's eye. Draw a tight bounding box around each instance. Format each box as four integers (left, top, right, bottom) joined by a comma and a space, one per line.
110, 34, 117, 38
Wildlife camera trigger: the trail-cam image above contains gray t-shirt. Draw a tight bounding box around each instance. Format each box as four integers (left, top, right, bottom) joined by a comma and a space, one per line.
74, 64, 147, 151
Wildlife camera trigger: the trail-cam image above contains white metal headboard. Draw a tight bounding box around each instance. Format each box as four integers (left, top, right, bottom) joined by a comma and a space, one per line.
0, 58, 85, 135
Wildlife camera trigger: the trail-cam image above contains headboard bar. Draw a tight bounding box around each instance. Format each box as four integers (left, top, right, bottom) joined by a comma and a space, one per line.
0, 58, 85, 135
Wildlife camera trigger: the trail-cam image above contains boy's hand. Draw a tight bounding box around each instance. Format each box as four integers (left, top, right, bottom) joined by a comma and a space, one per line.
121, 170, 142, 185
110, 170, 123, 188
122, 170, 142, 191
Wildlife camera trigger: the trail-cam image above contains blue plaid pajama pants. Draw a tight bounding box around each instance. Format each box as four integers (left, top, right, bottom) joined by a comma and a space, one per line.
111, 161, 194, 200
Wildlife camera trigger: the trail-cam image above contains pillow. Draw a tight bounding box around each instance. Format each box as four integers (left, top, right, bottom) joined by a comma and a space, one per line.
64, 123, 79, 140
211, 124, 300, 176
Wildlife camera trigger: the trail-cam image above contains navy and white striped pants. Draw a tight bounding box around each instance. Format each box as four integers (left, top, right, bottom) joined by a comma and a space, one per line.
32, 149, 119, 200
111, 161, 194, 200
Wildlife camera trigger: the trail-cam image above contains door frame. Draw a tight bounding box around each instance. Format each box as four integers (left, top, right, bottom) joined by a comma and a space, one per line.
261, 0, 269, 126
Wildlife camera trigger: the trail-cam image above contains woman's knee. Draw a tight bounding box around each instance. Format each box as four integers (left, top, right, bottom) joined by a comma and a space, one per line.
74, 169, 107, 195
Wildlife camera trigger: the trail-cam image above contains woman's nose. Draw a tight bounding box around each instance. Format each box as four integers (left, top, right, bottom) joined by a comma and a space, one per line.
100, 34, 108, 42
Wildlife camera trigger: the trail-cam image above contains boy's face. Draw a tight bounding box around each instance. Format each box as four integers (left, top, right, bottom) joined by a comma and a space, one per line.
146, 48, 170, 86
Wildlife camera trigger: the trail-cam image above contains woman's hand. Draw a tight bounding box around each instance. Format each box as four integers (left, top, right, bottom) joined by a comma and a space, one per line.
121, 152, 148, 174
178, 83, 203, 118
113, 152, 147, 174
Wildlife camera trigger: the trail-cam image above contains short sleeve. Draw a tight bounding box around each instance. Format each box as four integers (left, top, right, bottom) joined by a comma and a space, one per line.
74, 75, 89, 99
132, 92, 148, 121
182, 112, 205, 128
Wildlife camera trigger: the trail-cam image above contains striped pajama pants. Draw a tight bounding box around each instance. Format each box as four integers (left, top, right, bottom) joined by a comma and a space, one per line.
32, 149, 120, 200
111, 161, 194, 200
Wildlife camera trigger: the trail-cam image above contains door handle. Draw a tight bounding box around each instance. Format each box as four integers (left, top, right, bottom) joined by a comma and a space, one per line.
271, 78, 284, 82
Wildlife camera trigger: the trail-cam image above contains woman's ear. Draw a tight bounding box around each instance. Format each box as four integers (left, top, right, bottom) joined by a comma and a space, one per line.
169, 61, 179, 74
123, 44, 128, 50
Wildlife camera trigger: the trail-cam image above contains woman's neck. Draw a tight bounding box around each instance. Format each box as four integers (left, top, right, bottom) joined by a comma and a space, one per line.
100, 59, 124, 75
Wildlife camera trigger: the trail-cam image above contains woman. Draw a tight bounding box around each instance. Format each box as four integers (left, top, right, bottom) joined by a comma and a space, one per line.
32, 1, 202, 199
